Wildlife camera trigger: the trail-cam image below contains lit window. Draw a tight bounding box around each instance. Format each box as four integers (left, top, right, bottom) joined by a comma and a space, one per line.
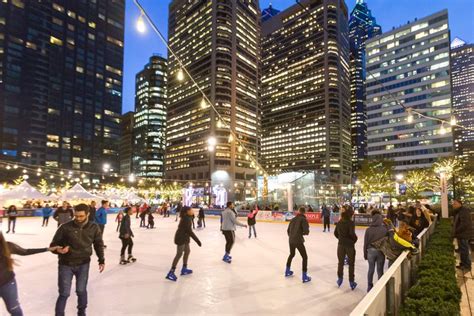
49, 36, 63, 46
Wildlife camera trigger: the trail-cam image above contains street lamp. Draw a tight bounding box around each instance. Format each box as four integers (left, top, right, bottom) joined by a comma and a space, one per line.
136, 12, 146, 33
355, 180, 361, 207
103, 163, 110, 173
437, 168, 449, 218
207, 137, 216, 205
396, 174, 404, 181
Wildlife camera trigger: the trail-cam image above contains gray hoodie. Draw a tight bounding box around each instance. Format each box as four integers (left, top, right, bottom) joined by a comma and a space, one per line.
221, 208, 246, 231
363, 214, 388, 259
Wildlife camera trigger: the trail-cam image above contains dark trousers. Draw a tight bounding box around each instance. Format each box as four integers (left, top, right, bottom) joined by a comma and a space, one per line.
459, 238, 472, 269
55, 262, 90, 316
286, 243, 308, 272
337, 244, 356, 282
248, 225, 256, 237
222, 230, 235, 254
367, 248, 385, 287
171, 243, 190, 269
120, 237, 133, 256
7, 218, 16, 232
140, 217, 146, 227
323, 216, 330, 231
42, 217, 50, 226
0, 277, 23, 316
116, 221, 121, 232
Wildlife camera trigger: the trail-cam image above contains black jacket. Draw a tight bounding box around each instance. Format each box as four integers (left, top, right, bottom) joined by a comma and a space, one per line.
6, 209, 18, 218
247, 211, 257, 226
119, 214, 133, 238
89, 206, 97, 222
50, 220, 105, 266
335, 218, 358, 246
0, 242, 47, 287
53, 207, 74, 225
453, 206, 473, 240
198, 208, 205, 219
363, 214, 388, 259
409, 215, 429, 237
174, 215, 201, 246
287, 214, 310, 244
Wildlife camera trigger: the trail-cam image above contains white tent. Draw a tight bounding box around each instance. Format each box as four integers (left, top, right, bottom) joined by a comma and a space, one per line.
0, 181, 49, 206
59, 184, 102, 201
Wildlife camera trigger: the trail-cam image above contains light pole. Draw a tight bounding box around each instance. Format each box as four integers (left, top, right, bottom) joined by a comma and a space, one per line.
438, 169, 449, 218
355, 180, 361, 207
395, 174, 403, 205
207, 137, 216, 206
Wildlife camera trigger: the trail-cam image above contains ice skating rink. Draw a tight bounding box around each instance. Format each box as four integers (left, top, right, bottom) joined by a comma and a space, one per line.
4, 215, 370, 315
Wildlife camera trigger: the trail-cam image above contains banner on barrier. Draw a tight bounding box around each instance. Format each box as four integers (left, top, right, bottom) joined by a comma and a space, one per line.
272, 212, 286, 222
256, 210, 273, 221
305, 212, 322, 223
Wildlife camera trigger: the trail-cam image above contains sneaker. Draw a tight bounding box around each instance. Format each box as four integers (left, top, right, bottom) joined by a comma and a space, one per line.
337, 278, 343, 287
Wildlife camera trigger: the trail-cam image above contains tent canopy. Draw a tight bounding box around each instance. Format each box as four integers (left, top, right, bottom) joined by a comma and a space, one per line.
0, 181, 49, 201
59, 184, 102, 201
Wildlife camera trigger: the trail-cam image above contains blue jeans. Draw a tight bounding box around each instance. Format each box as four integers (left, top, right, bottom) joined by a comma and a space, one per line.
367, 248, 385, 289
55, 263, 90, 316
0, 278, 23, 316
459, 239, 472, 269
248, 225, 256, 237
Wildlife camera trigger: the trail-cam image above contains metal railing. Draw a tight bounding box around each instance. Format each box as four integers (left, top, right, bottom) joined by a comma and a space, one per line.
350, 219, 437, 316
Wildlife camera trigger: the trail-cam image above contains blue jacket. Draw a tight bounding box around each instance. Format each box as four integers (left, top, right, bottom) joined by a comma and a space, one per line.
95, 207, 107, 225
42, 207, 53, 217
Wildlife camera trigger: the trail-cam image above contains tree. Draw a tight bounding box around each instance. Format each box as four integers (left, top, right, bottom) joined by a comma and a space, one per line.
357, 159, 396, 203
13, 177, 24, 185
38, 179, 49, 194
433, 156, 474, 202
404, 169, 436, 200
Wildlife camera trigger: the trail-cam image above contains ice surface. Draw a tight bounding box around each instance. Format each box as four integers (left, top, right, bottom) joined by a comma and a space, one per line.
3, 215, 374, 315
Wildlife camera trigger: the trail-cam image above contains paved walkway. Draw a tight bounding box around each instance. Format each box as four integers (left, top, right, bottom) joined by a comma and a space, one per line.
455, 246, 474, 315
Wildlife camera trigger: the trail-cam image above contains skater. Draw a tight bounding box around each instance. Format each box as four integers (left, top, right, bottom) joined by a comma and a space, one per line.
139, 207, 147, 227
162, 202, 169, 217
363, 211, 388, 292
175, 202, 182, 222
88, 201, 97, 223
53, 201, 74, 227
334, 206, 358, 290
247, 207, 258, 238
0, 232, 60, 316
6, 205, 18, 234
453, 199, 472, 272
119, 207, 136, 264
321, 204, 331, 232
197, 207, 205, 228
221, 201, 247, 263
166, 207, 202, 281
115, 210, 124, 232
147, 211, 155, 229
50, 203, 105, 316
285, 206, 311, 283
42, 204, 53, 227
95, 200, 108, 248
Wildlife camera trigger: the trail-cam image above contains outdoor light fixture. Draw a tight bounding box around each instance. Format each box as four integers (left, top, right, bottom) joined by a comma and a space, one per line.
207, 136, 217, 151
136, 12, 146, 33
200, 98, 207, 109
407, 108, 413, 123
450, 116, 456, 126
23, 175, 29, 180
228, 134, 234, 142
177, 69, 184, 81
128, 174, 136, 183
396, 174, 404, 181
439, 123, 447, 135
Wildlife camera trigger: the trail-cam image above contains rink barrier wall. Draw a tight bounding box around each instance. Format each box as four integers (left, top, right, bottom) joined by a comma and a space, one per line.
350, 219, 437, 316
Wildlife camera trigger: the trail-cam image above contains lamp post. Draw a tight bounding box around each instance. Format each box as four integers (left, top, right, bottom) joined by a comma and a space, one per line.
355, 180, 361, 207
395, 174, 403, 205
438, 169, 449, 218
207, 137, 216, 206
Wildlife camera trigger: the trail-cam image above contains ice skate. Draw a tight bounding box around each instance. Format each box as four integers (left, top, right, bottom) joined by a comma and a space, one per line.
166, 270, 178, 282
285, 267, 294, 277
180, 267, 193, 275
302, 272, 311, 283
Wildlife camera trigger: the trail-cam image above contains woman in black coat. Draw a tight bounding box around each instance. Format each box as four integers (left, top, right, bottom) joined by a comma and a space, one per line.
165, 207, 202, 282
119, 207, 136, 264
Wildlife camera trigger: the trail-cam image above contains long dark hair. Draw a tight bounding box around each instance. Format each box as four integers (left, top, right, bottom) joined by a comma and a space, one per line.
7, 205, 16, 212
0, 232, 13, 271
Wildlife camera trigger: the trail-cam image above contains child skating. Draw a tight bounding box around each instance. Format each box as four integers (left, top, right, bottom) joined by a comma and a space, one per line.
285, 206, 311, 283
166, 206, 202, 281
119, 207, 136, 264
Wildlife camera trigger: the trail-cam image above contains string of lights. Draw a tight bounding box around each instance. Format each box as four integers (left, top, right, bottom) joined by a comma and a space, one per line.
133, 0, 269, 178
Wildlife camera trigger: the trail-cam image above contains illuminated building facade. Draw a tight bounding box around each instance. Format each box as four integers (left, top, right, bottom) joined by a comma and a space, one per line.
133, 55, 167, 179
167, 0, 261, 201
450, 39, 474, 163
0, 0, 124, 173
261, 0, 352, 185
366, 10, 453, 170
348, 0, 381, 172
120, 111, 134, 176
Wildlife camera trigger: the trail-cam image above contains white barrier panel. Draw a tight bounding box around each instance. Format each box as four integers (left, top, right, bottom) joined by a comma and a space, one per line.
256, 210, 272, 221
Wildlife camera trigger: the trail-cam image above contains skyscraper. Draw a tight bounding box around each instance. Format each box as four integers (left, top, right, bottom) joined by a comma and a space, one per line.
133, 55, 167, 179
167, 0, 261, 201
0, 0, 124, 174
366, 10, 453, 170
450, 39, 474, 163
348, 0, 381, 173
261, 0, 351, 185
120, 111, 134, 176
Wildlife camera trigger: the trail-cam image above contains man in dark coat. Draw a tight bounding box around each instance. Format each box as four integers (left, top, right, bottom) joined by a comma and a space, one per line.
285, 207, 311, 283
453, 199, 472, 272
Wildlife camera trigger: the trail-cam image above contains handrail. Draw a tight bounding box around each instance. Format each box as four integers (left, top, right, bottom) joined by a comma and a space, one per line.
350, 220, 436, 316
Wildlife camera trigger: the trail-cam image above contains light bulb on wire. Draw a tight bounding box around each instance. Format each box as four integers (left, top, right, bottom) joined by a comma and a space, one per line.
450, 116, 456, 126
136, 12, 146, 33
407, 108, 413, 123
200, 98, 207, 109
177, 69, 184, 81
439, 123, 447, 135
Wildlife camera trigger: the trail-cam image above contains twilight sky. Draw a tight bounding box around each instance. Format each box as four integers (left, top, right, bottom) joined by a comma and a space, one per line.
122, 0, 474, 113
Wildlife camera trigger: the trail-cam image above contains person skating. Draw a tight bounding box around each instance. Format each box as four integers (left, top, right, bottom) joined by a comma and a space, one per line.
147, 211, 155, 229
50, 203, 105, 316
221, 201, 247, 263
334, 207, 358, 290
139, 207, 147, 227
115, 210, 124, 232
321, 204, 331, 232
0, 232, 60, 316
285, 207, 311, 283
166, 207, 202, 281
247, 206, 258, 238
88, 201, 97, 223
197, 207, 206, 228
42, 204, 53, 227
95, 200, 108, 248
363, 211, 388, 292
453, 199, 472, 272
53, 201, 74, 227
6, 205, 18, 234
175, 202, 182, 222
119, 207, 136, 264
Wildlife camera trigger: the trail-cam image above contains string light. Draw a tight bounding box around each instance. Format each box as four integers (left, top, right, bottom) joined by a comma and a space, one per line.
439, 123, 447, 135
200, 98, 207, 109
228, 134, 234, 142
450, 116, 457, 126
176, 69, 184, 81
407, 108, 413, 123
136, 11, 146, 33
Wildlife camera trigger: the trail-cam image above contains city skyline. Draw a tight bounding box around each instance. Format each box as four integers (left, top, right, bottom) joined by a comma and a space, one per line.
122, 0, 474, 113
